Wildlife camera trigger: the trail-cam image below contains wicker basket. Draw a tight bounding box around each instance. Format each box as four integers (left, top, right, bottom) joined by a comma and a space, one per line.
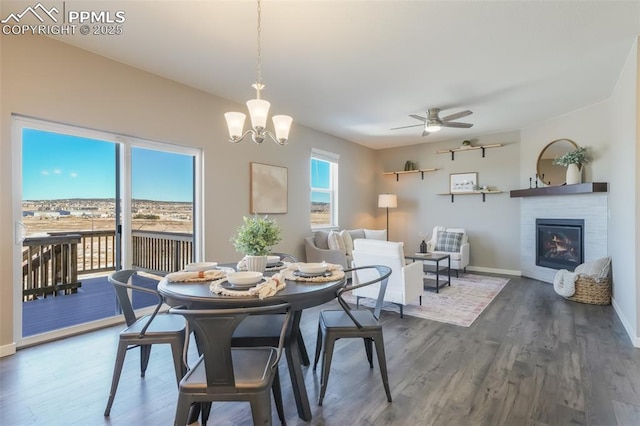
565, 275, 611, 305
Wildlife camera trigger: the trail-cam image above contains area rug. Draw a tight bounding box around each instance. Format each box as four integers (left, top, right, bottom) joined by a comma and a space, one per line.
342, 273, 509, 327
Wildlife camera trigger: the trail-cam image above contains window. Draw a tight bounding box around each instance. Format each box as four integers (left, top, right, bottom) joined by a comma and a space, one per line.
310, 149, 339, 228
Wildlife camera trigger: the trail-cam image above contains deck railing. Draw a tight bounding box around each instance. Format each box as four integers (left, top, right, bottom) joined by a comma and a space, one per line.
132, 230, 193, 275
22, 230, 193, 300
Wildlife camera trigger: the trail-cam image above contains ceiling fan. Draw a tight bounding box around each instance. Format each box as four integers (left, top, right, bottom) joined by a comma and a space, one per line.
391, 108, 473, 137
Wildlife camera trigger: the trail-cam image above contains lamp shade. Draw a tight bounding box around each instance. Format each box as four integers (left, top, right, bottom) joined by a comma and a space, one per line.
378, 194, 397, 209
272, 115, 293, 141
224, 112, 246, 139
246, 99, 271, 129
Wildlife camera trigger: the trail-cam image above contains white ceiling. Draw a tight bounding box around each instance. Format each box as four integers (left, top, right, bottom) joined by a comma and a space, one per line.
42, 1, 640, 149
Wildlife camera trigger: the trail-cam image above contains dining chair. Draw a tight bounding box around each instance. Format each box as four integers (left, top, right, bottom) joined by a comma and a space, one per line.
313, 265, 393, 406
104, 269, 187, 417
169, 303, 291, 426
233, 252, 309, 366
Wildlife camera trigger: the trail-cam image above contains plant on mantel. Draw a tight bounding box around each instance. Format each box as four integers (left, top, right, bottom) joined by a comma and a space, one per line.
553, 146, 591, 166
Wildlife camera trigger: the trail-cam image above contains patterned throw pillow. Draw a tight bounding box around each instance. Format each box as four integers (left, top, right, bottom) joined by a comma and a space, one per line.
435, 231, 463, 252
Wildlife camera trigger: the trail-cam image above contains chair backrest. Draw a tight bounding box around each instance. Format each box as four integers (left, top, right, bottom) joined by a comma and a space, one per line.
108, 269, 163, 331
352, 239, 405, 293
170, 303, 291, 389
271, 252, 298, 262
338, 265, 392, 324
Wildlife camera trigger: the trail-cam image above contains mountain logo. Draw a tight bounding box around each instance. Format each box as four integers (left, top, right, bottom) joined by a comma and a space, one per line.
1, 2, 59, 24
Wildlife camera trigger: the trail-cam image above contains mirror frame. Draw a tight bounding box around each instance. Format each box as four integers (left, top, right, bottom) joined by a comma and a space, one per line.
536, 138, 578, 186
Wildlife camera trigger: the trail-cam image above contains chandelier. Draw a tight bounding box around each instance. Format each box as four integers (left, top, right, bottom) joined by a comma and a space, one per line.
224, 0, 292, 145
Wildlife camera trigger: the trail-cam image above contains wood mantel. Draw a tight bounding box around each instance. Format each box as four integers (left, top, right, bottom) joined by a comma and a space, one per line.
510, 182, 608, 198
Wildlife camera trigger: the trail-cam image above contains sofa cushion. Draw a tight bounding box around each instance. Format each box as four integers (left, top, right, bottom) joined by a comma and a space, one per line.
314, 231, 331, 250
327, 231, 346, 253
348, 228, 366, 241
435, 231, 463, 252
340, 230, 354, 256
574, 257, 611, 280
364, 229, 387, 241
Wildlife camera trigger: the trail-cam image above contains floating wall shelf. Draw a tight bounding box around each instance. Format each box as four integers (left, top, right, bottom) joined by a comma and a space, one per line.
436, 143, 503, 161
510, 182, 608, 198
437, 190, 503, 202
382, 168, 437, 181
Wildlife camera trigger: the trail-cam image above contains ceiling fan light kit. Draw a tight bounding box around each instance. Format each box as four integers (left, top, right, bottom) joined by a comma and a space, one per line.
392, 107, 473, 137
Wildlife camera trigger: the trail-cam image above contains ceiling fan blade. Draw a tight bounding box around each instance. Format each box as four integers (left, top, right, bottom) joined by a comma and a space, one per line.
409, 114, 426, 122
421, 129, 431, 137
390, 124, 424, 130
441, 121, 473, 128
441, 110, 472, 122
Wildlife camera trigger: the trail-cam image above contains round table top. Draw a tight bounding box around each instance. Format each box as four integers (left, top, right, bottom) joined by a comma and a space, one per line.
158, 267, 346, 311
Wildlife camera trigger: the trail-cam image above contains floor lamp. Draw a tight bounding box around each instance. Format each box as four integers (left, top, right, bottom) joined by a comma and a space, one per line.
378, 194, 397, 241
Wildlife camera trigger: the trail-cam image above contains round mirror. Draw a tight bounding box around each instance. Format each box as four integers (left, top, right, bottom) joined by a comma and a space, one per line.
536, 138, 578, 186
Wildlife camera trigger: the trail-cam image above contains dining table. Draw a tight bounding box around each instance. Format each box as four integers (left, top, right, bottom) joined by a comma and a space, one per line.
157, 263, 346, 421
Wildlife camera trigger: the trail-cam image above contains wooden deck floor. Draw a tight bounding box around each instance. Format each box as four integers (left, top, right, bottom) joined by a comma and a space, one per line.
22, 273, 160, 337
3, 275, 640, 425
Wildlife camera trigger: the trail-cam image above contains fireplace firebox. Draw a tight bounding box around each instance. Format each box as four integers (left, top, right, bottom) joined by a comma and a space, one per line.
536, 218, 584, 271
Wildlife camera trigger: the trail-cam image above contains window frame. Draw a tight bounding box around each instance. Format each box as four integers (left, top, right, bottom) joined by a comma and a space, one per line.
310, 149, 339, 230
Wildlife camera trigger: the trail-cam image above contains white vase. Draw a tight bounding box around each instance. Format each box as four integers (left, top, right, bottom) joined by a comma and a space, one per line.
245, 255, 267, 273
566, 164, 582, 185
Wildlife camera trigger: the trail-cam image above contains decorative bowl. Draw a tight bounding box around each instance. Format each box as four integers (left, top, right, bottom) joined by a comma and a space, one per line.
186, 262, 218, 272
226, 271, 263, 287
267, 256, 281, 266
297, 262, 327, 274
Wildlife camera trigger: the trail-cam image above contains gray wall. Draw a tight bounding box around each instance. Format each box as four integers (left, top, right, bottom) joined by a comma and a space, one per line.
374, 131, 521, 274
0, 35, 376, 351
609, 37, 639, 342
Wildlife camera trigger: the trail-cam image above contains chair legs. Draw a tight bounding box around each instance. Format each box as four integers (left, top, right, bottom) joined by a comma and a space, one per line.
363, 338, 373, 368
104, 341, 128, 416
314, 329, 391, 406
317, 335, 337, 406
373, 333, 392, 402
272, 366, 286, 425
249, 392, 274, 426
140, 344, 152, 377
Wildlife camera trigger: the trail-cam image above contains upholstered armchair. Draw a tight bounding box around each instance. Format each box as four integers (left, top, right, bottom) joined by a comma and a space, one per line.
351, 239, 423, 318
426, 226, 469, 277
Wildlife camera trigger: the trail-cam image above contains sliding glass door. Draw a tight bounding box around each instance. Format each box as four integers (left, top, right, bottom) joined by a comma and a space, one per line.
13, 117, 202, 346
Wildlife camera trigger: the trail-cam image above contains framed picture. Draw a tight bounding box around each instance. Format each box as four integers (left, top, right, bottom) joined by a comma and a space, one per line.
449, 172, 478, 193
250, 162, 288, 214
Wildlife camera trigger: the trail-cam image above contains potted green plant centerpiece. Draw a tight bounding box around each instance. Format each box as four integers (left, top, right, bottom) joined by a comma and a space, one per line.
231, 215, 282, 272
553, 146, 590, 185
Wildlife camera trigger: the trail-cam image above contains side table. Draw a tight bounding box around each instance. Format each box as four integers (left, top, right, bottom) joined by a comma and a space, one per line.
405, 253, 451, 293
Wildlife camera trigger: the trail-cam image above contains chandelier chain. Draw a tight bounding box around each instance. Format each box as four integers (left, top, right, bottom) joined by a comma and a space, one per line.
256, 0, 262, 85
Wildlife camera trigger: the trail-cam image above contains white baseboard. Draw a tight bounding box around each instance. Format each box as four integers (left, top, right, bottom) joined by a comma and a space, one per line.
0, 342, 16, 358
466, 266, 521, 276
612, 297, 640, 348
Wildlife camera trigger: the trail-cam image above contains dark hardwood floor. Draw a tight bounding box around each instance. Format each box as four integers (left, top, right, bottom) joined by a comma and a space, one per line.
1, 275, 639, 425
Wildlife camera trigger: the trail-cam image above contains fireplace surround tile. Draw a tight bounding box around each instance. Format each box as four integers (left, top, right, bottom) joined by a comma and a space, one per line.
520, 193, 607, 283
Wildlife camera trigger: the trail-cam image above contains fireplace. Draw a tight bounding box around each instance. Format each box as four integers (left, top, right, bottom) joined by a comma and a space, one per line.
536, 218, 584, 271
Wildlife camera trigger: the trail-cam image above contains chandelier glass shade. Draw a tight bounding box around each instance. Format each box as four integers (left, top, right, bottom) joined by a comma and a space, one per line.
224, 0, 292, 145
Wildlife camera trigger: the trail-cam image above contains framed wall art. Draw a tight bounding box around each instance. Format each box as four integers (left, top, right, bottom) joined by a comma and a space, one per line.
250, 162, 288, 214
449, 172, 478, 193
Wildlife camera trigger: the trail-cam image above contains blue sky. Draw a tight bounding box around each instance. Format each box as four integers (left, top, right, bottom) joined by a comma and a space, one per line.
310, 158, 330, 203
22, 128, 193, 202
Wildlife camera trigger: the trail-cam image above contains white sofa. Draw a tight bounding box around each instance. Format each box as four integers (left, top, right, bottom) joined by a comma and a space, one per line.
351, 239, 423, 318
304, 228, 386, 269
426, 226, 470, 277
